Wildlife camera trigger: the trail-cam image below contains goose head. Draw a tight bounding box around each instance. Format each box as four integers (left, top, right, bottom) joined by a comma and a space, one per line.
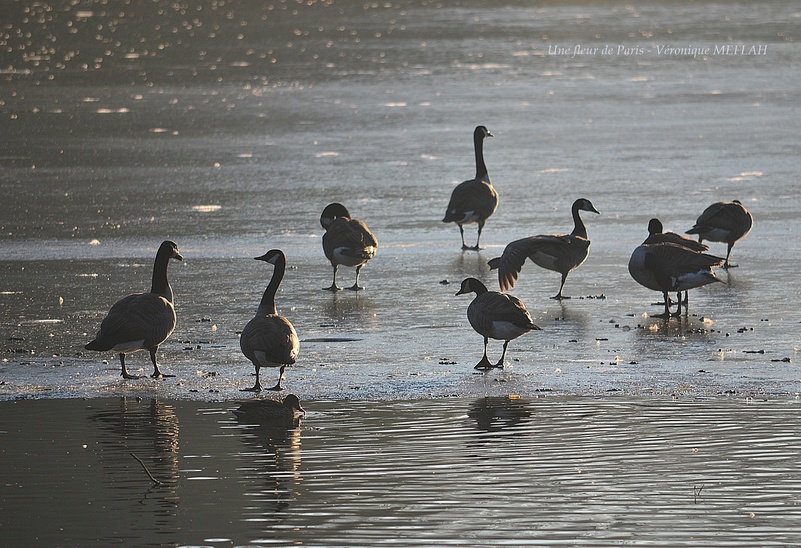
159, 240, 184, 262
254, 249, 285, 266
574, 198, 600, 215
320, 203, 351, 229
455, 277, 489, 297
648, 218, 664, 235
282, 394, 305, 415
475, 125, 494, 140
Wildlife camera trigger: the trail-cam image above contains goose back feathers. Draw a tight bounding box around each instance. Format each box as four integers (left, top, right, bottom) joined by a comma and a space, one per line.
489, 198, 600, 299
240, 249, 300, 392
85, 240, 183, 379
321, 203, 378, 291
443, 126, 498, 250
686, 200, 753, 268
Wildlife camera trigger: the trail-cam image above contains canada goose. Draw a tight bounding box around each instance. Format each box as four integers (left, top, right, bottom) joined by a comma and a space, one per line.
644, 218, 709, 309
488, 198, 600, 299
628, 242, 725, 318
321, 203, 378, 291
456, 277, 540, 370
240, 249, 300, 392
85, 240, 183, 379
443, 126, 498, 250
233, 394, 305, 424
686, 200, 753, 268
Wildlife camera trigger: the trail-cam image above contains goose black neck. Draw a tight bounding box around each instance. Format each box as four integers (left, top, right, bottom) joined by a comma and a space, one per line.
571, 202, 588, 239
474, 130, 489, 181
150, 249, 174, 301
258, 255, 285, 315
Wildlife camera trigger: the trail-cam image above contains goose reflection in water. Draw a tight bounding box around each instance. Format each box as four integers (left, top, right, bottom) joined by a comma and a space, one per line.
233, 396, 304, 524
466, 396, 534, 444
88, 398, 180, 513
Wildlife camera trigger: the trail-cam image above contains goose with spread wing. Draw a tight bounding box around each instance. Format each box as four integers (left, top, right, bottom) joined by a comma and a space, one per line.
489, 198, 599, 299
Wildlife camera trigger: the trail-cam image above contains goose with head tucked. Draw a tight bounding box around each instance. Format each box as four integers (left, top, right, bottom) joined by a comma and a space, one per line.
85, 240, 183, 379
443, 125, 497, 250
456, 277, 540, 370
321, 203, 378, 291
686, 200, 753, 269
628, 241, 725, 318
644, 218, 709, 310
488, 198, 600, 299
233, 394, 305, 425
240, 249, 300, 392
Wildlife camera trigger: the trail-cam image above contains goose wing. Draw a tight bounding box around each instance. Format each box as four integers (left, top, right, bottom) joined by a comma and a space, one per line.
493, 234, 590, 291
689, 202, 752, 235
240, 314, 300, 366
469, 292, 535, 329
323, 217, 378, 262
646, 243, 723, 278
632, 244, 724, 292
443, 179, 498, 223
88, 293, 176, 350
645, 231, 708, 252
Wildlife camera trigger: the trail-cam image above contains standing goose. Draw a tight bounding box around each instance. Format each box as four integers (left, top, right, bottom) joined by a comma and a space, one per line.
85, 240, 183, 379
321, 203, 378, 291
644, 218, 709, 310
240, 249, 300, 392
488, 198, 600, 299
456, 277, 540, 370
628, 242, 725, 318
443, 126, 498, 250
686, 200, 753, 268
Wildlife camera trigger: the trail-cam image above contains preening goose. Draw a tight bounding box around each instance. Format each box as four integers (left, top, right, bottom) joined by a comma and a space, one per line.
85, 240, 183, 379
488, 198, 600, 299
628, 242, 725, 318
443, 126, 498, 250
233, 394, 305, 424
456, 277, 539, 370
240, 249, 300, 392
644, 218, 709, 309
321, 203, 378, 291
686, 200, 753, 268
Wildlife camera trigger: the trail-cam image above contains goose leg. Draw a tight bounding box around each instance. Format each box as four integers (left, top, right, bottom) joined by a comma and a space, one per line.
467, 221, 485, 251
672, 291, 683, 317
266, 365, 286, 391
150, 348, 175, 378
324, 265, 342, 291
347, 265, 365, 291
654, 291, 671, 319
457, 223, 466, 250
241, 366, 263, 392
119, 353, 142, 379
494, 340, 509, 368
551, 272, 570, 300
723, 242, 737, 269
474, 337, 493, 371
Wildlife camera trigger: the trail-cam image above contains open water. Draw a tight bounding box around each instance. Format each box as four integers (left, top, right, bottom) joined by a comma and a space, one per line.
1, 0, 800, 545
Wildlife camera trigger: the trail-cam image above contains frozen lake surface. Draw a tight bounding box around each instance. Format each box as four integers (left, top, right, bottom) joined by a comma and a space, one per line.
1, 0, 800, 545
